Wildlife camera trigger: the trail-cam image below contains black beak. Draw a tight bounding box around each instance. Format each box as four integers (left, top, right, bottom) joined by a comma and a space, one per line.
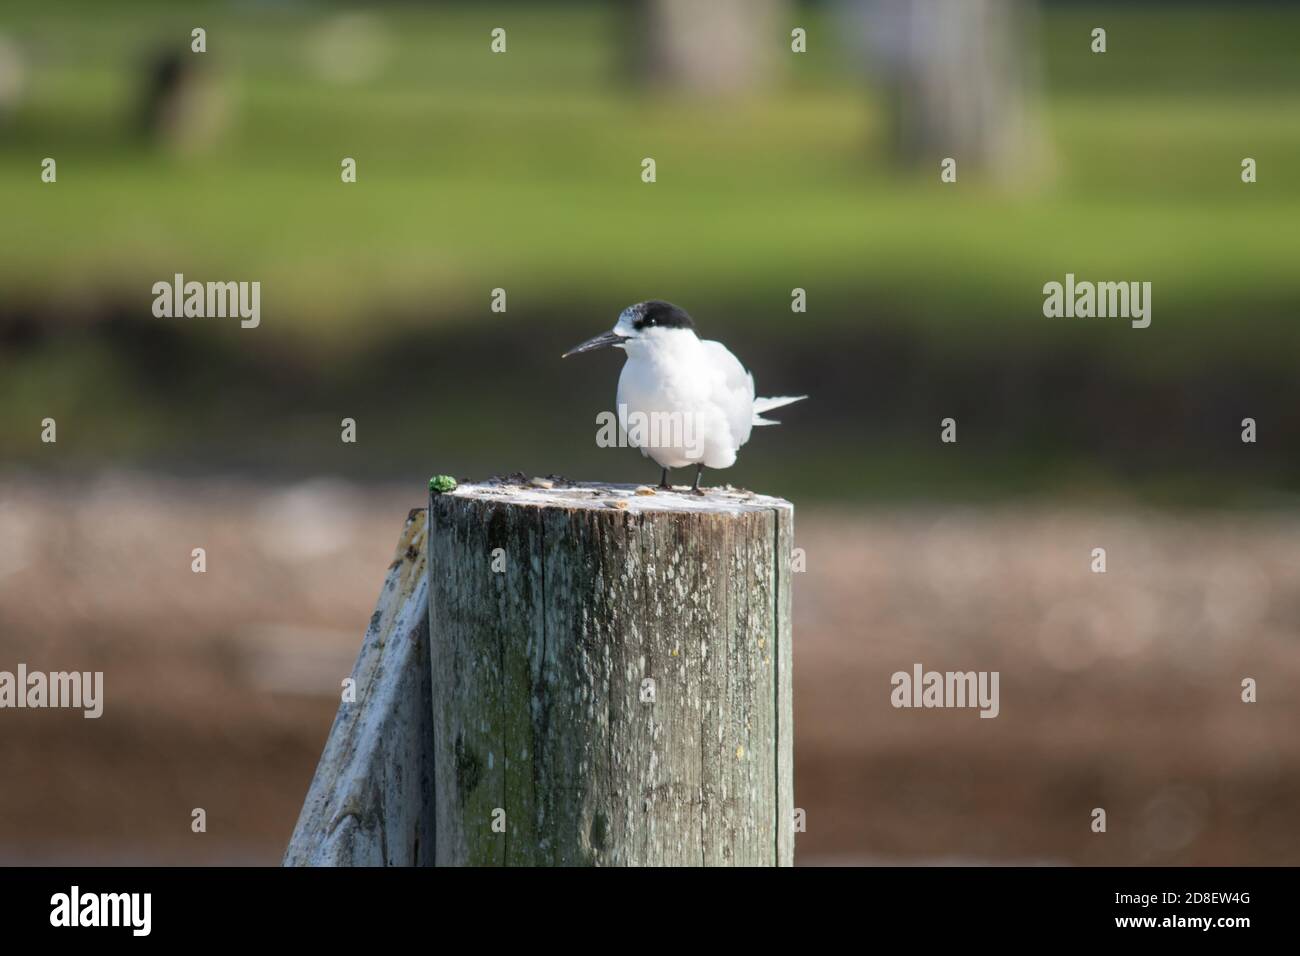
562, 330, 627, 358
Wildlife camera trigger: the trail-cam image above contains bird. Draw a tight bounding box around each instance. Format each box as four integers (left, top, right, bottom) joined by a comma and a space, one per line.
562, 300, 806, 493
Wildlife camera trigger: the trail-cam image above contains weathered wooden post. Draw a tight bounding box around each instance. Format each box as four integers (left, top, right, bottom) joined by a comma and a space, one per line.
428, 479, 795, 866
285, 478, 795, 866
284, 509, 435, 866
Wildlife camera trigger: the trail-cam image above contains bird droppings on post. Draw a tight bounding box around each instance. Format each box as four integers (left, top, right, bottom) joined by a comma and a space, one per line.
442, 477, 782, 516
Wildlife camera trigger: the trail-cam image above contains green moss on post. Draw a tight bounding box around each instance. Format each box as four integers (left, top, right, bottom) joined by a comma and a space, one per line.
428, 475, 458, 494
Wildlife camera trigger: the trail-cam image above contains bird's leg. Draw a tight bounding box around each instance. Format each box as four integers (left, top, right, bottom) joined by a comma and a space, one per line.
691, 464, 705, 495
658, 467, 671, 491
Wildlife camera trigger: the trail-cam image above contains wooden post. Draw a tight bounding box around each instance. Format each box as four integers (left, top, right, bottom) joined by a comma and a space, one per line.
428, 479, 795, 866
283, 509, 435, 866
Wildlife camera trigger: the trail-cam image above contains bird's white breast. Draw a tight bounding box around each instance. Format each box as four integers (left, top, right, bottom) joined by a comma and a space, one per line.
616, 329, 754, 470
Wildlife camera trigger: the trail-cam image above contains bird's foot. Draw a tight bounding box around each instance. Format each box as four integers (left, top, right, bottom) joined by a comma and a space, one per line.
657, 481, 672, 491
691, 486, 707, 496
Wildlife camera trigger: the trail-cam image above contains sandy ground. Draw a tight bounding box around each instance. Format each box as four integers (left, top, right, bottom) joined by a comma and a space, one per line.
1, 472, 1297, 865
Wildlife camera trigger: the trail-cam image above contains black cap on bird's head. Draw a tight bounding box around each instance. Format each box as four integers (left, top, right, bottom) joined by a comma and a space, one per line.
562, 300, 695, 358
624, 300, 694, 331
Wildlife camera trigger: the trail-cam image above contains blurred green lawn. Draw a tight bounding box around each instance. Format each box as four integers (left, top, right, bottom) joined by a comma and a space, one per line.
3, 1, 1298, 344
2, 2, 1298, 502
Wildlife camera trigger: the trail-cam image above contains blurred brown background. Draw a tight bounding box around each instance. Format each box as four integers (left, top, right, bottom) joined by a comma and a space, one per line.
2, 475, 1297, 864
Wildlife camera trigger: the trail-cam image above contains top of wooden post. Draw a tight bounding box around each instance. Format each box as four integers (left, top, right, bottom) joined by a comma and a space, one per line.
434, 476, 792, 516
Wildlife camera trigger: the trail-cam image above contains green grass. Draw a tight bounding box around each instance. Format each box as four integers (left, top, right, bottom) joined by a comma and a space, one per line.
3, 2, 1299, 502
2, 1, 1298, 341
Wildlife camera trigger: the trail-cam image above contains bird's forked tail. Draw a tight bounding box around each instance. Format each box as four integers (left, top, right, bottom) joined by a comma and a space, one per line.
752, 394, 807, 425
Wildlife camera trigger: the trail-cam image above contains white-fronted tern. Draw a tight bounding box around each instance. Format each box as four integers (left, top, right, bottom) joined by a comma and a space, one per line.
563, 300, 806, 493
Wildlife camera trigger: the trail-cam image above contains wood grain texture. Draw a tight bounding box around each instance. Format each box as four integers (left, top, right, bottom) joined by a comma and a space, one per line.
428, 480, 794, 866
283, 508, 435, 866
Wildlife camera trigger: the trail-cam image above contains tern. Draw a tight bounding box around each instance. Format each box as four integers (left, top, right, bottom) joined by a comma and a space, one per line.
563, 300, 806, 493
